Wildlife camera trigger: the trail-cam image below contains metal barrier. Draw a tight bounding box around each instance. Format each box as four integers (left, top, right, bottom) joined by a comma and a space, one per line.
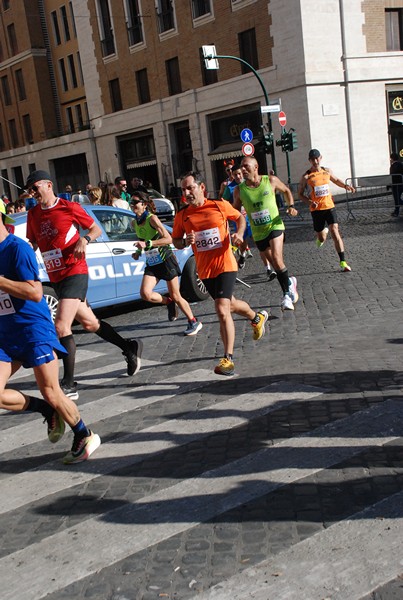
344, 174, 403, 220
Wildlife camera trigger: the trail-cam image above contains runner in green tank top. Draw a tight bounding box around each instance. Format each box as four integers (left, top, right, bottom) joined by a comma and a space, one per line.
233, 157, 300, 312
130, 191, 202, 336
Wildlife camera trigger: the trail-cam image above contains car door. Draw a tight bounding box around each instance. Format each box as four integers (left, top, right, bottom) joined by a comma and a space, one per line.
89, 207, 169, 306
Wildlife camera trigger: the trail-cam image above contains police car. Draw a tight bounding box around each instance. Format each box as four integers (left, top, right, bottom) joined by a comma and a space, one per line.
11, 204, 208, 320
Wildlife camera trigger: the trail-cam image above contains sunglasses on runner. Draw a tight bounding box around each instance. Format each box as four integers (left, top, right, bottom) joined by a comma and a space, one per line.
29, 181, 50, 193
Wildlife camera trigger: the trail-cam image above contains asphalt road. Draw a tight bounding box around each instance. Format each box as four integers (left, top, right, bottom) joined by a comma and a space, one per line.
1, 203, 402, 600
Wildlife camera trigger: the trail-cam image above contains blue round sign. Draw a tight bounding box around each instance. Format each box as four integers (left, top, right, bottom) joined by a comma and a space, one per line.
240, 128, 253, 143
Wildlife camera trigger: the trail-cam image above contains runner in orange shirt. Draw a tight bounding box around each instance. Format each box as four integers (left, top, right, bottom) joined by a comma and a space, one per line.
172, 172, 268, 376
298, 149, 355, 272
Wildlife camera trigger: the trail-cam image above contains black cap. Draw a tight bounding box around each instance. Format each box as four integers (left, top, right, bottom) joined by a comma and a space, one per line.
308, 149, 321, 159
25, 170, 52, 188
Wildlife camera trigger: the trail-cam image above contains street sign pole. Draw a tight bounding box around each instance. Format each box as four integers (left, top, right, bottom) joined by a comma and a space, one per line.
201, 48, 277, 174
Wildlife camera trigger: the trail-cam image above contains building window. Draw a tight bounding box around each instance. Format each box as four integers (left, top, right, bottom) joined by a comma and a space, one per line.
7, 23, 18, 55
156, 0, 175, 33
66, 106, 75, 133
8, 119, 18, 147
15, 69, 26, 101
0, 124, 4, 151
60, 5, 71, 42
69, 2, 77, 37
76, 52, 84, 85
126, 0, 143, 46
386, 9, 403, 51
191, 0, 211, 19
51, 11, 61, 45
166, 57, 181, 95
109, 78, 122, 112
136, 68, 150, 104
67, 54, 78, 88
199, 47, 218, 85
3, 1, 10, 9
75, 104, 84, 130
1, 76, 11, 105
97, 0, 115, 57
238, 28, 259, 72
22, 114, 33, 144
59, 58, 68, 91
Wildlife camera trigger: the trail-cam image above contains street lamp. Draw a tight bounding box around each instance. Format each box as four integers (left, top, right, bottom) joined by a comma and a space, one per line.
202, 45, 277, 174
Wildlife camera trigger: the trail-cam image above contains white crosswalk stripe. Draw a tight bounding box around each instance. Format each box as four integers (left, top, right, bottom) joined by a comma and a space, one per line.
1, 351, 403, 600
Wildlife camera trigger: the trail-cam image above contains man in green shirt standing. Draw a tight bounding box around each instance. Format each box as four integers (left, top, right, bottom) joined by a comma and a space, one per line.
233, 157, 299, 311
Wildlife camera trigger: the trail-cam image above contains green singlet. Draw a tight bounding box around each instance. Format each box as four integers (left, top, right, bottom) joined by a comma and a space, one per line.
134, 212, 173, 264
238, 175, 284, 242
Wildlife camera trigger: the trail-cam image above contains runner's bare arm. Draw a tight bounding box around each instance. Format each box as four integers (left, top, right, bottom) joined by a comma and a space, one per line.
232, 186, 242, 212
0, 277, 43, 302
270, 175, 298, 215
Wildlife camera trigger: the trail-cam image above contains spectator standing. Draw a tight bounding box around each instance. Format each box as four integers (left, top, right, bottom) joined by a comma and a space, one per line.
389, 152, 403, 217
114, 177, 131, 203
87, 187, 102, 205
0, 202, 100, 464
233, 157, 299, 311
172, 172, 268, 376
102, 183, 130, 210
25, 170, 142, 400
298, 149, 355, 271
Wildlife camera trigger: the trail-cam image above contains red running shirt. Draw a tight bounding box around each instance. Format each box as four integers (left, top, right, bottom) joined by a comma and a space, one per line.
27, 198, 95, 282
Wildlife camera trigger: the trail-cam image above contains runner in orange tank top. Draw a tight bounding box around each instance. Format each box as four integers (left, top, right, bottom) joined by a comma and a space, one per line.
298, 149, 355, 272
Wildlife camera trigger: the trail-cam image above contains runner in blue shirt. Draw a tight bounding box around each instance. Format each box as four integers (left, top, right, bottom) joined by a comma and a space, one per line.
0, 202, 100, 464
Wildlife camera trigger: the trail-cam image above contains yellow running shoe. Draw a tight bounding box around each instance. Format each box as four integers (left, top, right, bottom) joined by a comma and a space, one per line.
214, 357, 235, 376
251, 310, 269, 341
340, 261, 352, 272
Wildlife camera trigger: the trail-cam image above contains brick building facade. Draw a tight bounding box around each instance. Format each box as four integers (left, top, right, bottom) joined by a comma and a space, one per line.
0, 0, 402, 199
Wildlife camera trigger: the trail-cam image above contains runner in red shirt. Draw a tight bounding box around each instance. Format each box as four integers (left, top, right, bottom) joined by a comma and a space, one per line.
26, 171, 142, 399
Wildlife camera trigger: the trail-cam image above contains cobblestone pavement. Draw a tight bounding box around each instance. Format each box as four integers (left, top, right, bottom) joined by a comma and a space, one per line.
1, 206, 402, 600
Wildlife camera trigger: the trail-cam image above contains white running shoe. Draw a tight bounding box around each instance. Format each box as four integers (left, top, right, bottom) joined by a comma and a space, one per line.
288, 276, 299, 304
281, 294, 294, 311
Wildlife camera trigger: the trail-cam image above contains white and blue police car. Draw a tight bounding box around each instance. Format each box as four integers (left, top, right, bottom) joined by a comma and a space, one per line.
11, 204, 208, 320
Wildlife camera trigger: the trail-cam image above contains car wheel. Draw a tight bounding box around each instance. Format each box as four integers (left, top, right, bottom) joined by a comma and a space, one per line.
43, 286, 59, 322
180, 255, 208, 302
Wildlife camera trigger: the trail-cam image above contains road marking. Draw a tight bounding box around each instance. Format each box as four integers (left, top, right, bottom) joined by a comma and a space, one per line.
0, 381, 323, 514
199, 490, 403, 600
0, 369, 224, 454
0, 400, 402, 600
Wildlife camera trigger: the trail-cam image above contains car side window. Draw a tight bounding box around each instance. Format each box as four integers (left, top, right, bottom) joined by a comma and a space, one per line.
92, 209, 138, 242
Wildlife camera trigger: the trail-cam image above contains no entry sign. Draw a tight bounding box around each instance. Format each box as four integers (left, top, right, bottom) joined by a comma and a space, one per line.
278, 111, 287, 127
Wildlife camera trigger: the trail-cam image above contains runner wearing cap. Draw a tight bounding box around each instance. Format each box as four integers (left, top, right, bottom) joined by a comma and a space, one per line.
0, 201, 100, 464
298, 149, 355, 272
130, 191, 202, 336
25, 170, 143, 399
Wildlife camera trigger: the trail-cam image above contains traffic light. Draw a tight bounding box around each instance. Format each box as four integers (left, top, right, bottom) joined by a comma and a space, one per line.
290, 130, 298, 151
276, 130, 298, 153
262, 132, 273, 154
282, 132, 291, 152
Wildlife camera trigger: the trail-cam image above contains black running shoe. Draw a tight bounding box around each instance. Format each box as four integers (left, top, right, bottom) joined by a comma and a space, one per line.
267, 269, 277, 282
238, 255, 246, 269
167, 300, 178, 321
123, 338, 143, 376
60, 380, 79, 401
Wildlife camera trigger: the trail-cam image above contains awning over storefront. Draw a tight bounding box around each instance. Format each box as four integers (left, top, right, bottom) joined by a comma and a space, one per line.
390, 115, 403, 125
208, 143, 244, 161
127, 159, 157, 168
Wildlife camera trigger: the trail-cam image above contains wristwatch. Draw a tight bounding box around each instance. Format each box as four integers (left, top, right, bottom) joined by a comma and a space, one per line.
83, 235, 91, 244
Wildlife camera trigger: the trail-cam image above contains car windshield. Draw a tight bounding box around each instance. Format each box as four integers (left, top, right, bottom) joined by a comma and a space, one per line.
147, 188, 164, 198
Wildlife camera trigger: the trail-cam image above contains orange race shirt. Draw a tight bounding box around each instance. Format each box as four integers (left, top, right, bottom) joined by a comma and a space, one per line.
304, 167, 335, 211
172, 199, 239, 279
